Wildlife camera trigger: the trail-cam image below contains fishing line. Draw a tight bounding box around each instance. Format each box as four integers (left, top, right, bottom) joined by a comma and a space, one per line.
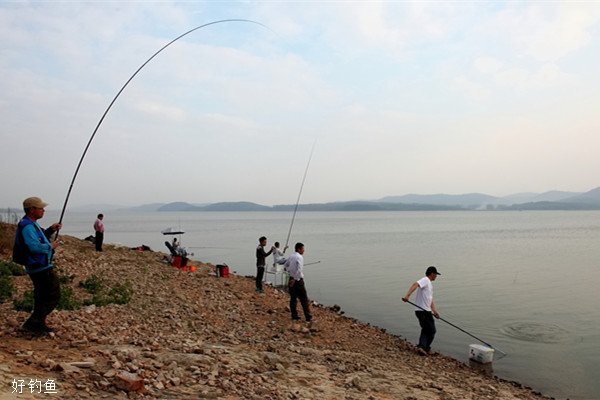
404, 299, 507, 357
187, 246, 241, 250
284, 139, 317, 249
304, 260, 321, 266
55, 19, 269, 237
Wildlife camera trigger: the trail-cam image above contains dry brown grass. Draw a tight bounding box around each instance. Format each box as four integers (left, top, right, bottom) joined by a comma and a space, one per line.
0, 222, 16, 258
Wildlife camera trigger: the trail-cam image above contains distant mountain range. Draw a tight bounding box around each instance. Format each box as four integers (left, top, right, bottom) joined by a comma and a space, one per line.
49, 186, 600, 213
140, 186, 600, 212
377, 190, 585, 207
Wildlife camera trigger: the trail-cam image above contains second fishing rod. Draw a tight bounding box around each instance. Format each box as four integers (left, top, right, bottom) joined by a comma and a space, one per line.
283, 139, 317, 250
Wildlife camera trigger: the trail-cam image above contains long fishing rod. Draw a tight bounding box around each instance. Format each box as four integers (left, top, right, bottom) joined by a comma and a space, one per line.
404, 299, 507, 356
304, 261, 321, 266
284, 139, 317, 250
55, 19, 268, 238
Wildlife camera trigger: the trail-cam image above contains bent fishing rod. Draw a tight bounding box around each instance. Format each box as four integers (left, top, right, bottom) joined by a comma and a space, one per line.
284, 139, 317, 250
55, 19, 268, 238
404, 299, 507, 356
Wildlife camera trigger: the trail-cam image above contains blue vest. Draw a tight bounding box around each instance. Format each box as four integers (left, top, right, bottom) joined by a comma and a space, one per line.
15, 217, 53, 274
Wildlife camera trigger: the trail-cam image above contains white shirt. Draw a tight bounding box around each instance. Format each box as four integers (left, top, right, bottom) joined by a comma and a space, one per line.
415, 276, 434, 311
272, 247, 284, 265
284, 251, 304, 281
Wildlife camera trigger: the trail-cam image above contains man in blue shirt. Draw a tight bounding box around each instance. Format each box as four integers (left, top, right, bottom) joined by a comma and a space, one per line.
14, 197, 62, 334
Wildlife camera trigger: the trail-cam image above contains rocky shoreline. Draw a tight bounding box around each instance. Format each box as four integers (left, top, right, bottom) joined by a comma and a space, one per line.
0, 233, 551, 399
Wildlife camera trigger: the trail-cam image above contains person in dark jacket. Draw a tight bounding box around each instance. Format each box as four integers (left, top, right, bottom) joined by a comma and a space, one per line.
255, 236, 273, 293
14, 197, 62, 334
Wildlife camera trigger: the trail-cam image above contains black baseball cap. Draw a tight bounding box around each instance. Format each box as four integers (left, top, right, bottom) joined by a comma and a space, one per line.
426, 266, 441, 276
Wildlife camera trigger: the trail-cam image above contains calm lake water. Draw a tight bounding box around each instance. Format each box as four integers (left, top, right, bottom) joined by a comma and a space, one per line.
44, 210, 600, 399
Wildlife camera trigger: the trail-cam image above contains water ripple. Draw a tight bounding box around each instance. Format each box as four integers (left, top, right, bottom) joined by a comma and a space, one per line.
500, 321, 570, 343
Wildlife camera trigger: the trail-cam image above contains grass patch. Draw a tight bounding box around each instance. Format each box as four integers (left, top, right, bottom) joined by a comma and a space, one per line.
0, 260, 26, 276
80, 275, 133, 305
13, 285, 82, 312
79, 274, 103, 294
13, 273, 134, 312
57, 286, 81, 310
108, 282, 133, 304
0, 274, 14, 303
13, 290, 33, 312
58, 274, 75, 285
0, 260, 25, 303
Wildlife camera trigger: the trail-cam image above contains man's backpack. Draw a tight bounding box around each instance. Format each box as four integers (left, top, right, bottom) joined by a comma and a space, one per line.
12, 227, 28, 266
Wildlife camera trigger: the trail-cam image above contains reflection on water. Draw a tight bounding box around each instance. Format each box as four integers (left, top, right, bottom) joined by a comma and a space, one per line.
468, 360, 494, 377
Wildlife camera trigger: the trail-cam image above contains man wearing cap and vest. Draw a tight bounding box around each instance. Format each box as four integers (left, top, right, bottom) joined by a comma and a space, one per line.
13, 197, 62, 334
402, 266, 441, 355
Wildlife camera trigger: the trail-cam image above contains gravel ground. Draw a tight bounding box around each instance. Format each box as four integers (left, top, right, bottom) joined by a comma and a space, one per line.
0, 231, 551, 399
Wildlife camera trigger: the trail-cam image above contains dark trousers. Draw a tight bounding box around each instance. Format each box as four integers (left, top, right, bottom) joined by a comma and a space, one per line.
415, 310, 436, 351
95, 231, 104, 251
256, 266, 265, 290
26, 269, 60, 326
289, 278, 312, 322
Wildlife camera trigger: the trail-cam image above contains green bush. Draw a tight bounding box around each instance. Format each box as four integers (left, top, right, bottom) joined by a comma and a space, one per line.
79, 275, 103, 294
84, 294, 109, 307
57, 286, 81, 310
0, 274, 14, 303
0, 260, 26, 276
13, 290, 34, 312
0, 260, 21, 303
58, 274, 75, 285
107, 282, 133, 305
14, 285, 83, 311
83, 281, 133, 306
12, 273, 133, 311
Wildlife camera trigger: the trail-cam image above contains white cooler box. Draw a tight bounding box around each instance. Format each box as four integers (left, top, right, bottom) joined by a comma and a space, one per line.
469, 344, 494, 364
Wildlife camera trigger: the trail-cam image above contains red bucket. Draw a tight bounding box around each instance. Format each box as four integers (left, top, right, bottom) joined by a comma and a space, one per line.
172, 256, 182, 268
216, 264, 229, 277
172, 256, 188, 270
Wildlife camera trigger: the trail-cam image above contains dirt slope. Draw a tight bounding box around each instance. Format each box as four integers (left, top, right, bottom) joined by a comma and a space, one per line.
0, 232, 550, 399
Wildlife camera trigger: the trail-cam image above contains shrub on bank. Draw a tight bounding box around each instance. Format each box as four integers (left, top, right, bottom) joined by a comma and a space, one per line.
79, 274, 103, 294
13, 285, 82, 312
12, 273, 133, 312
80, 275, 133, 306
0, 274, 13, 303
0, 260, 26, 303
12, 290, 33, 311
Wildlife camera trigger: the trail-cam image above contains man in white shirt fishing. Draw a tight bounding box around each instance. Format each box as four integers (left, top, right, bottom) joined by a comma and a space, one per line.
402, 266, 441, 356
271, 241, 287, 271
284, 242, 313, 323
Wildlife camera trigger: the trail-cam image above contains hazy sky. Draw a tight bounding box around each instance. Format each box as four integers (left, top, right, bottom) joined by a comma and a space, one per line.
2, 1, 600, 208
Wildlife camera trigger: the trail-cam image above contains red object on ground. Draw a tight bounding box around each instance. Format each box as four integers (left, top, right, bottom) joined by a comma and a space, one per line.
216, 264, 229, 277
172, 256, 188, 270
172, 256, 182, 268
